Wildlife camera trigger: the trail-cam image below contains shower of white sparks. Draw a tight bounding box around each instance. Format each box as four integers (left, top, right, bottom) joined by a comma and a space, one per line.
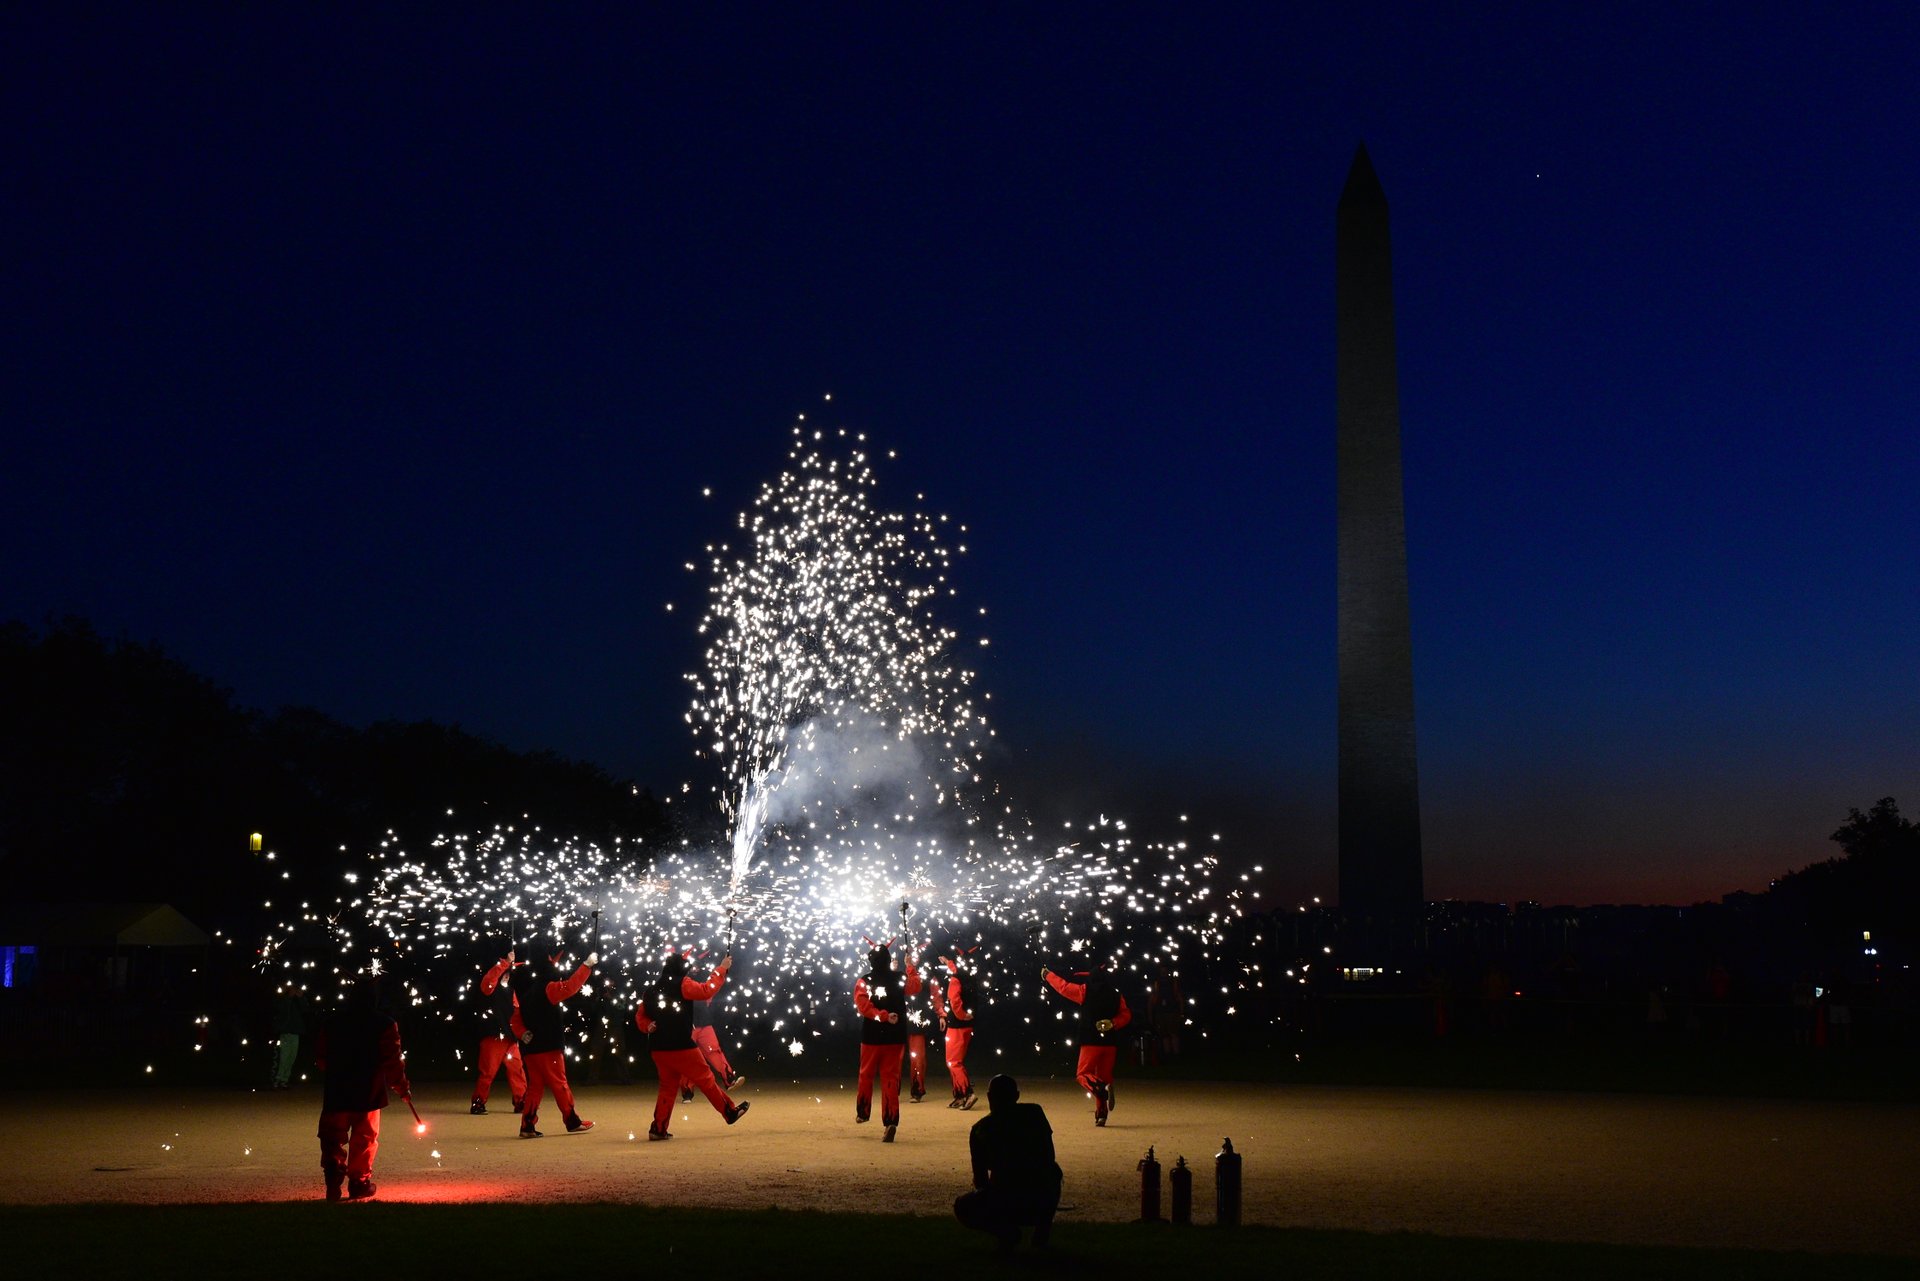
250, 413, 1262, 1061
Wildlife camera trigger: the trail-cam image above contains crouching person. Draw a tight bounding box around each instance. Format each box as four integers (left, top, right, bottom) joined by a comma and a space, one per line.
954, 1075, 1062, 1253
315, 974, 412, 1201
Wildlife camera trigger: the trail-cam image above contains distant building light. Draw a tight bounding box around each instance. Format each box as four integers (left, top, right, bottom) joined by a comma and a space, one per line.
2, 945, 35, 989
250, 832, 263, 852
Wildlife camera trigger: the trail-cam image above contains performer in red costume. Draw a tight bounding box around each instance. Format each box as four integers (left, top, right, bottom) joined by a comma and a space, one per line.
684, 949, 744, 1100
854, 941, 923, 1142
470, 948, 527, 1115
634, 950, 750, 1139
314, 973, 411, 1201
933, 948, 980, 1109
508, 941, 597, 1138
1040, 962, 1132, 1126
904, 943, 937, 1105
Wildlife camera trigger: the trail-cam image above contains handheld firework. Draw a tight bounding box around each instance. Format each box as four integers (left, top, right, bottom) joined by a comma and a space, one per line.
403, 1093, 425, 1135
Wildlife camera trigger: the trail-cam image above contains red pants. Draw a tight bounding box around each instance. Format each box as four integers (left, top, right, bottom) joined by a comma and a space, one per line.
317, 1107, 381, 1184
1075, 1045, 1118, 1119
473, 1035, 526, 1104
692, 1026, 734, 1086
945, 1026, 974, 1097
907, 1032, 928, 1097
521, 1048, 576, 1124
651, 1048, 733, 1132
857, 1042, 904, 1126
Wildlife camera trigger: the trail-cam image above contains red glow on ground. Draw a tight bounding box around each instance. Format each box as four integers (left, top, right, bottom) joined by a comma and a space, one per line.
368, 1180, 526, 1204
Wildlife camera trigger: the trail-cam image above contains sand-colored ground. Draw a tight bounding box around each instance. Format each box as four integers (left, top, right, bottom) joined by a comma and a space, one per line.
4, 1078, 1915, 1257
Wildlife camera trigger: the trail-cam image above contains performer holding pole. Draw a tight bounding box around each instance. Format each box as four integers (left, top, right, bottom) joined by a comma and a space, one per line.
895, 900, 931, 1105
508, 939, 597, 1138
1040, 960, 1132, 1127
688, 950, 743, 1093
635, 949, 751, 1139
854, 911, 924, 1143
470, 946, 527, 1115
935, 946, 980, 1109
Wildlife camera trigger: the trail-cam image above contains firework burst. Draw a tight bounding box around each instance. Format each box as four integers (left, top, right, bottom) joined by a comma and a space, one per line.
252, 411, 1258, 1062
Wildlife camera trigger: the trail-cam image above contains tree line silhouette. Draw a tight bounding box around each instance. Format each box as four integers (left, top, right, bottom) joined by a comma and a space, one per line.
0, 618, 677, 934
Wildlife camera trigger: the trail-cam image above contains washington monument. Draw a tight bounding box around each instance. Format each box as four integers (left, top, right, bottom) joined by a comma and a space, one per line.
1336, 144, 1424, 914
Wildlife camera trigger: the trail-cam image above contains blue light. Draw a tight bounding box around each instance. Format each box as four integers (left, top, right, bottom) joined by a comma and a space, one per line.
1, 946, 34, 988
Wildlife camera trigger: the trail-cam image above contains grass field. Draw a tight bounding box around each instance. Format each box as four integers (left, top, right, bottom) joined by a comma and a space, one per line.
12, 1203, 1917, 1281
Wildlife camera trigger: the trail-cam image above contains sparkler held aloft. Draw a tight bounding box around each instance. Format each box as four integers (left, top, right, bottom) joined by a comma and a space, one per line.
635, 950, 750, 1139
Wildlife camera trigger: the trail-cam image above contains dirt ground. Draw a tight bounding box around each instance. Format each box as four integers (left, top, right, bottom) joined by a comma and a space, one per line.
4, 1078, 1915, 1257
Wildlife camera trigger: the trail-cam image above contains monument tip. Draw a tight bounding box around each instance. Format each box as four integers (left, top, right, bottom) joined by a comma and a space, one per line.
1340, 142, 1386, 210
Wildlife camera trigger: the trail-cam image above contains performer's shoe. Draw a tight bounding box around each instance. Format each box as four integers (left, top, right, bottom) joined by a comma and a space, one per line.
1094, 1115, 1106, 1127
728, 1074, 745, 1088
882, 1124, 897, 1143
647, 1124, 672, 1141
855, 1114, 870, 1124
680, 1085, 694, 1103
910, 1093, 923, 1103
347, 1178, 376, 1200
519, 1122, 543, 1139
725, 1101, 750, 1125
564, 1114, 594, 1134
324, 1175, 344, 1202
960, 1091, 977, 1111
470, 1099, 487, 1115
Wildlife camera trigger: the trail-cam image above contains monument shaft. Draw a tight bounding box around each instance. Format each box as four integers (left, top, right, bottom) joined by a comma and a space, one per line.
1336, 145, 1423, 913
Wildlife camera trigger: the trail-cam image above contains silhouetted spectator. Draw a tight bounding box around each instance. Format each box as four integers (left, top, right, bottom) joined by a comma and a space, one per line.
954, 1075, 1062, 1253
1149, 962, 1185, 1061
269, 984, 308, 1089
1790, 974, 1817, 1046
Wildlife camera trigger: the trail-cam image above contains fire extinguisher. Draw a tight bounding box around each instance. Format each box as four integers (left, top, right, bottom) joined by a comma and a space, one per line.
1215, 1137, 1241, 1228
1170, 1155, 1193, 1225
1137, 1145, 1162, 1221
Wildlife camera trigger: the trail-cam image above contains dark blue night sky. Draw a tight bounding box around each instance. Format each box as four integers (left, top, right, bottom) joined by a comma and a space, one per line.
4, 5, 1914, 905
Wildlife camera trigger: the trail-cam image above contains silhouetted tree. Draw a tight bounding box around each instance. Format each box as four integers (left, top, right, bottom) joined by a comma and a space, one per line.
1768, 797, 1919, 962
0, 618, 674, 935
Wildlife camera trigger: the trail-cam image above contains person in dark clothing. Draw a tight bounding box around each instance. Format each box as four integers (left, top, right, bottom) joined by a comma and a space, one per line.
470, 948, 527, 1114
314, 974, 412, 1201
953, 1075, 1062, 1253
1041, 963, 1133, 1126
634, 950, 750, 1139
508, 941, 597, 1139
854, 941, 924, 1142
269, 984, 308, 1090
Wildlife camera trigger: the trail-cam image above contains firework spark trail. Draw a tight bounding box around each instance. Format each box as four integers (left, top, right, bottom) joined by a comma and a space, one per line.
252, 413, 1261, 1063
